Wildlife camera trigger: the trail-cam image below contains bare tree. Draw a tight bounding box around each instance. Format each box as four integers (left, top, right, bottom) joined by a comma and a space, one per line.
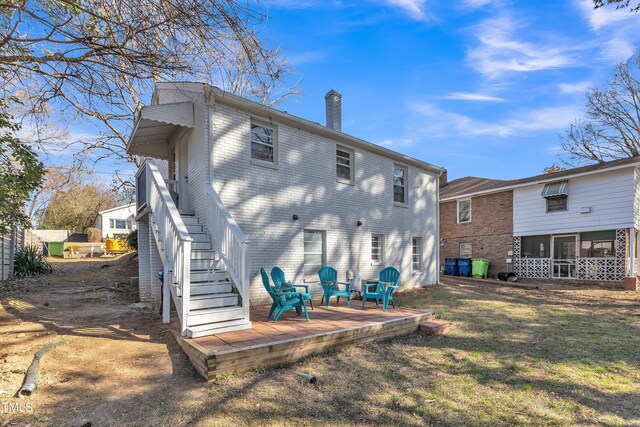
594, 0, 640, 12
560, 54, 640, 165
1, 0, 299, 179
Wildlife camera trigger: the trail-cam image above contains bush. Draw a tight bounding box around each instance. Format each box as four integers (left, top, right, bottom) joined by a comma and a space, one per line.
126, 229, 138, 251
14, 244, 52, 277
86, 227, 102, 243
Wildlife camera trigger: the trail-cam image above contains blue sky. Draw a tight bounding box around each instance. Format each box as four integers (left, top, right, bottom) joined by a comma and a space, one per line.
264, 0, 640, 180
30, 0, 640, 184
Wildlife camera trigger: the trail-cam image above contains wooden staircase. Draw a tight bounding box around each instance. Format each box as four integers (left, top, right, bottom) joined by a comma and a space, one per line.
179, 214, 250, 338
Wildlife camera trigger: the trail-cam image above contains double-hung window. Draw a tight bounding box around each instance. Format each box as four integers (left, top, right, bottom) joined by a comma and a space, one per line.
542, 181, 568, 212
412, 237, 422, 272
457, 199, 471, 223
250, 122, 276, 164
371, 234, 384, 264
336, 146, 354, 183
303, 230, 325, 276
393, 165, 408, 204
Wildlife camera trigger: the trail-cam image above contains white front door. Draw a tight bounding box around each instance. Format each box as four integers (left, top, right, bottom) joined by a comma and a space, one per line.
551, 234, 577, 278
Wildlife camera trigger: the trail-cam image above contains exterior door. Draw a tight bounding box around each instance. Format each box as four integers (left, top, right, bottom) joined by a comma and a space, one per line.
552, 235, 577, 278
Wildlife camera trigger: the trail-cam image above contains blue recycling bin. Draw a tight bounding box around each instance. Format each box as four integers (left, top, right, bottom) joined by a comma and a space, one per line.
445, 258, 458, 275
457, 258, 472, 277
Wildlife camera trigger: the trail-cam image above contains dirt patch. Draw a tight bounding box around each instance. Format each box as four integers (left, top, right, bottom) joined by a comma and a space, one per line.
2, 259, 640, 426
0, 255, 201, 426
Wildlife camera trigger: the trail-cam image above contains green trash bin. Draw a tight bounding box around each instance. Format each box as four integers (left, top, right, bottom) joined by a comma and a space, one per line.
471, 258, 490, 278
48, 242, 64, 257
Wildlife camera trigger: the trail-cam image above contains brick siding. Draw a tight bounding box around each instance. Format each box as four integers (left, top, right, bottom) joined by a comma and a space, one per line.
439, 191, 513, 278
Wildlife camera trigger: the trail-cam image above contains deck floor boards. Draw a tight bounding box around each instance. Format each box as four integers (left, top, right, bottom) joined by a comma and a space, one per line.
172, 303, 433, 380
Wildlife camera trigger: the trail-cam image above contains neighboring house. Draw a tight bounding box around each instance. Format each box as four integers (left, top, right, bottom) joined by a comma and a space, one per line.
96, 203, 137, 239
127, 82, 443, 338
439, 157, 640, 288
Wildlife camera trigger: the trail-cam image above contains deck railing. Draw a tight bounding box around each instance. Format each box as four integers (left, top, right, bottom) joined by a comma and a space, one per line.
205, 184, 250, 321
145, 160, 192, 335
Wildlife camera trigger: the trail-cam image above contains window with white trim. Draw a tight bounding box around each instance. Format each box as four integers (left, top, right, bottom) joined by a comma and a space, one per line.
303, 230, 325, 276
250, 122, 276, 164
412, 237, 422, 271
460, 242, 472, 258
393, 165, 408, 204
336, 146, 354, 183
110, 219, 129, 230
457, 199, 471, 223
371, 234, 384, 264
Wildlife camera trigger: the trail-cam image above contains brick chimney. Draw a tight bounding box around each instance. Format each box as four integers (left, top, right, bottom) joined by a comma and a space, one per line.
439, 168, 448, 187
325, 89, 342, 132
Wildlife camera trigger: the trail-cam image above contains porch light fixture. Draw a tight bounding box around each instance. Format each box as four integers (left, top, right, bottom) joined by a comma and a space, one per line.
357, 220, 363, 226
292, 214, 299, 221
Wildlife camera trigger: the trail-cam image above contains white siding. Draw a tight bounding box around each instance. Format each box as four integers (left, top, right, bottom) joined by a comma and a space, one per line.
513, 168, 635, 236
98, 204, 137, 239
210, 102, 439, 303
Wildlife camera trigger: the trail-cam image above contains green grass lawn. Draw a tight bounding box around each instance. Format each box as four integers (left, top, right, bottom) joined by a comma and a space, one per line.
187, 281, 640, 426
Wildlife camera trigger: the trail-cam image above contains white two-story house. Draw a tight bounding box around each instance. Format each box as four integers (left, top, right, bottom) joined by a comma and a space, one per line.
127, 82, 443, 338
95, 203, 137, 239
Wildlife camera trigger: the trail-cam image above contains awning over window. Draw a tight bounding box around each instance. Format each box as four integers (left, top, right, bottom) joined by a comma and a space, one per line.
126, 102, 195, 159
541, 181, 567, 198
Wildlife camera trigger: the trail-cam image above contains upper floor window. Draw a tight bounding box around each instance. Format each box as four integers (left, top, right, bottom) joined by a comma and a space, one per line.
542, 181, 568, 212
336, 146, 354, 183
371, 234, 384, 264
250, 122, 276, 164
393, 165, 407, 204
457, 199, 471, 223
546, 196, 567, 212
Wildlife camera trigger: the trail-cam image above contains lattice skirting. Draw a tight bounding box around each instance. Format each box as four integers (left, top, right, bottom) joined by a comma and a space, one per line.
515, 258, 551, 278
577, 258, 625, 281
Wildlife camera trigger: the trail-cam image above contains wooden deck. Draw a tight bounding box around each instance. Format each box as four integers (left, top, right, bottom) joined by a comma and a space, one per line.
172, 304, 433, 380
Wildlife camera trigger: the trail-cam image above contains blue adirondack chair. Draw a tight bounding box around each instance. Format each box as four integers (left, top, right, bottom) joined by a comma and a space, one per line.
271, 267, 314, 310
260, 268, 309, 321
362, 267, 400, 311
318, 266, 351, 308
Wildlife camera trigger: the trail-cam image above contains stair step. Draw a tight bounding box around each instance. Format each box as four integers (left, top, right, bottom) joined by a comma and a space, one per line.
186, 319, 252, 338
180, 216, 200, 226
190, 282, 232, 295
187, 306, 247, 327
191, 250, 216, 260
190, 259, 222, 270
189, 293, 238, 310
191, 242, 212, 250
190, 270, 227, 283
186, 224, 203, 233
190, 233, 210, 243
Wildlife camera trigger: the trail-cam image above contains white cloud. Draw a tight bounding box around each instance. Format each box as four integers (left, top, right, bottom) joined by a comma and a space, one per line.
443, 92, 506, 102
462, 0, 491, 9
378, 138, 414, 147
602, 38, 635, 62
558, 81, 592, 94
576, 0, 635, 30
288, 50, 328, 65
410, 102, 581, 138
375, 0, 429, 20
466, 15, 576, 78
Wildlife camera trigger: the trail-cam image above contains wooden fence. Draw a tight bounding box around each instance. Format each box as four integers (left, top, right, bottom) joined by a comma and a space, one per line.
0, 228, 43, 283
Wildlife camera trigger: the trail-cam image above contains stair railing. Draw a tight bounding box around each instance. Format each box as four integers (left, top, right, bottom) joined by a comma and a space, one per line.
205, 184, 250, 323
145, 160, 192, 335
